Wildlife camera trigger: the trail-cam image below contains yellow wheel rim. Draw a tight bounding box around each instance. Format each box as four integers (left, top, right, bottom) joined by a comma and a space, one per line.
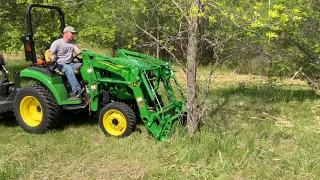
103, 109, 127, 136
20, 96, 43, 127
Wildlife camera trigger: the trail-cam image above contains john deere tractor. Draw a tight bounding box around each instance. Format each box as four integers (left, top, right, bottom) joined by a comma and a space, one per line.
3, 4, 186, 140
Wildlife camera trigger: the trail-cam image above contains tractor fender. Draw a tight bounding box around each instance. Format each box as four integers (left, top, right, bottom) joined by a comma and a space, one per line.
19, 68, 69, 105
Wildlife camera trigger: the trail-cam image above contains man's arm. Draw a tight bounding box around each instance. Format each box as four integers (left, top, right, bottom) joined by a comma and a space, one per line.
48, 51, 54, 60
48, 51, 57, 62
49, 40, 58, 61
73, 46, 82, 67
74, 46, 81, 55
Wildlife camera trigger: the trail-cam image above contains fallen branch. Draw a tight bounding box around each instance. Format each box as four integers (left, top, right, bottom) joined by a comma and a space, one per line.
262, 112, 293, 127
300, 71, 320, 95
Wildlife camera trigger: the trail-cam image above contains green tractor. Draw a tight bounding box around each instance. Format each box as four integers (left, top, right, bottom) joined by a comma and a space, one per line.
4, 4, 186, 140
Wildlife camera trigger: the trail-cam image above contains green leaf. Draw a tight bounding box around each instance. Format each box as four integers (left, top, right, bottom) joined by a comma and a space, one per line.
266, 32, 278, 39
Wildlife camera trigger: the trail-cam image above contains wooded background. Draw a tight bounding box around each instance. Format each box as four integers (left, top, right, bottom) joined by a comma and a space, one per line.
2, 0, 320, 78
2, 2, 320, 178
2, 0, 320, 132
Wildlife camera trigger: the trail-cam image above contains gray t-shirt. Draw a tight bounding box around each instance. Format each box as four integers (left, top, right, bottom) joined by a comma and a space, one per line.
49, 38, 78, 64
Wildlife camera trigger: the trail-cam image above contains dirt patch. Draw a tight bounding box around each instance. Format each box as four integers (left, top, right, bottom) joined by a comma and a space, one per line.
173, 68, 307, 86
1, 52, 24, 60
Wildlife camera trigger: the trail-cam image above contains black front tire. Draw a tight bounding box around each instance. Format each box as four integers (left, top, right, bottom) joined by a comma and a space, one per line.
13, 85, 61, 133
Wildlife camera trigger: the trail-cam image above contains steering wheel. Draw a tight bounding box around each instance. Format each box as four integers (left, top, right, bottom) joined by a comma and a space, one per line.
73, 53, 83, 63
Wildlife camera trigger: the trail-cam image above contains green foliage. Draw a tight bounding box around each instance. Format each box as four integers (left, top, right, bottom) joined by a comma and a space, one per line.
2, 0, 320, 91
0, 0, 28, 52
0, 0, 75, 53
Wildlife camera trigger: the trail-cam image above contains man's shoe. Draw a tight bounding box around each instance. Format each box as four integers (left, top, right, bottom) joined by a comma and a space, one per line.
76, 88, 85, 98
69, 95, 80, 100
69, 91, 80, 100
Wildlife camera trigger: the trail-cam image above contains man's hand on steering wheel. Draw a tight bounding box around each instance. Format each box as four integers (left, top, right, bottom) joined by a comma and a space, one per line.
73, 53, 83, 63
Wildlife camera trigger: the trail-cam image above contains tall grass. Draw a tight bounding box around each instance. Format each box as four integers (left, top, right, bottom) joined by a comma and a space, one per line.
1, 61, 320, 179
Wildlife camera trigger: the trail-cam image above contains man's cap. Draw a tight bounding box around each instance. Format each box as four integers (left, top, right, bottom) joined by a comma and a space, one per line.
63, 26, 76, 33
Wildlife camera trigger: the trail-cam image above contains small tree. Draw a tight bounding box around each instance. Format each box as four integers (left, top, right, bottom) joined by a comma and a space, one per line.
186, 0, 202, 134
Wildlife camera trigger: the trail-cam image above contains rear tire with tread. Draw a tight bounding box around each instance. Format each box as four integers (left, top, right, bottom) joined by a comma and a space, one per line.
14, 85, 61, 133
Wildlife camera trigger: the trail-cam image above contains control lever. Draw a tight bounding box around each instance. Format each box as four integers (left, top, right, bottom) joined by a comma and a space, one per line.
2, 65, 8, 74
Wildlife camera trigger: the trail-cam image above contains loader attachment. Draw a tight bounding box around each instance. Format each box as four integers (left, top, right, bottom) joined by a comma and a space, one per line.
118, 49, 187, 140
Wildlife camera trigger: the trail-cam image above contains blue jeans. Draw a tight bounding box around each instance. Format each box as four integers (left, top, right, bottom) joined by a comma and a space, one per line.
56, 63, 81, 93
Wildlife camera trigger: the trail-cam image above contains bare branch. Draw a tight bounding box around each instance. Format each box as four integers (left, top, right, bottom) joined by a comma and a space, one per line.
147, 0, 166, 11
135, 24, 186, 73
291, 67, 303, 80
300, 70, 320, 95
198, 68, 214, 121
172, 0, 191, 25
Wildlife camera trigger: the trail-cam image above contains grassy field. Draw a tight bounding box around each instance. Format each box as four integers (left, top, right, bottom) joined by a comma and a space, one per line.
1, 58, 320, 179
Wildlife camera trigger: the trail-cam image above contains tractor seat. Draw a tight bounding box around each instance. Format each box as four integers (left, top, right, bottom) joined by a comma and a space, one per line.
44, 50, 79, 75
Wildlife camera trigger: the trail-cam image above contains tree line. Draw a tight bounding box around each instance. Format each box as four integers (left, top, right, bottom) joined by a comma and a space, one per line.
2, 0, 320, 75
1, 0, 320, 133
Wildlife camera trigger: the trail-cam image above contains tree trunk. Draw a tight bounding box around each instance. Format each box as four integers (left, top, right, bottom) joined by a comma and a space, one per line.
186, 0, 201, 135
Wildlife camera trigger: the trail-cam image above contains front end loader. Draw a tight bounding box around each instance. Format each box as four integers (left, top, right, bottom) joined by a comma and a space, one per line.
81, 49, 187, 140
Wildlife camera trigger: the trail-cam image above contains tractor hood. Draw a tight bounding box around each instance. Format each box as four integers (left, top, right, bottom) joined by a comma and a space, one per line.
81, 49, 171, 71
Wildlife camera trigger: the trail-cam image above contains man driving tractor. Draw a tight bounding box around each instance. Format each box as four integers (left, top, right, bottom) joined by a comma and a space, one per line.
48, 26, 82, 98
